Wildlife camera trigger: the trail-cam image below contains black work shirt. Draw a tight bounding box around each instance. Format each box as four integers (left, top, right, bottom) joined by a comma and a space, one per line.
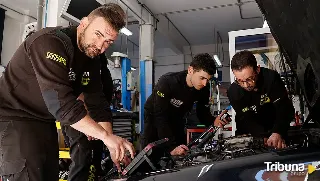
100, 54, 113, 103
0, 26, 111, 125
227, 67, 294, 137
143, 70, 215, 150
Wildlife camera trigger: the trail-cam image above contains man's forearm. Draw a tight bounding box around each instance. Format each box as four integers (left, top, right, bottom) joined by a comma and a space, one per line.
99, 122, 113, 134
70, 114, 109, 140
273, 99, 294, 136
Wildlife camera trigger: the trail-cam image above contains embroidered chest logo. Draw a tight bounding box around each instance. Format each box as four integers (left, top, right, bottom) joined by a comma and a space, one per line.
242, 105, 257, 113
81, 72, 90, 85
157, 90, 165, 98
46, 52, 67, 66
260, 93, 271, 105
170, 98, 183, 107
68, 68, 76, 81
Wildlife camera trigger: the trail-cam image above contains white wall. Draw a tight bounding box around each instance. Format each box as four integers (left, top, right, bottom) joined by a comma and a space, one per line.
0, 0, 71, 67
184, 43, 230, 83
1, 11, 32, 66
153, 48, 185, 81
127, 48, 185, 82
0, 65, 5, 76
125, 43, 231, 83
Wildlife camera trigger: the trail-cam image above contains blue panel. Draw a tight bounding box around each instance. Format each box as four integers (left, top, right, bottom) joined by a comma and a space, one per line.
121, 57, 131, 110
235, 34, 269, 43
139, 60, 146, 134
235, 34, 273, 50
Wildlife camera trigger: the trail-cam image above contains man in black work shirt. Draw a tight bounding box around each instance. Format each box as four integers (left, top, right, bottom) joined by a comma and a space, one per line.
142, 53, 229, 156
0, 4, 134, 181
227, 50, 294, 149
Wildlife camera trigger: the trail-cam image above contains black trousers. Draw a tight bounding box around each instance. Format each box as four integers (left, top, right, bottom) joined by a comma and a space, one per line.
0, 120, 59, 181
62, 126, 103, 181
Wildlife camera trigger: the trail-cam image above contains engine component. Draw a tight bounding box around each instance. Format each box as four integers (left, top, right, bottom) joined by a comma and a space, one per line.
223, 135, 253, 147
103, 128, 310, 180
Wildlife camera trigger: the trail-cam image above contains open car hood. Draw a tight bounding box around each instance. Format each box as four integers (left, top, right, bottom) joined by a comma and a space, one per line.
255, 0, 320, 124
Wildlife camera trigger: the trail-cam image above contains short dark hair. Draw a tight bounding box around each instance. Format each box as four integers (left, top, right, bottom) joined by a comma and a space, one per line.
231, 50, 257, 71
190, 53, 216, 75
88, 3, 126, 32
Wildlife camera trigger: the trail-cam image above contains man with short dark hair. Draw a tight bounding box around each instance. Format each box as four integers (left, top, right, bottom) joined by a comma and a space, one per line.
142, 53, 229, 156
0, 3, 134, 181
227, 50, 295, 149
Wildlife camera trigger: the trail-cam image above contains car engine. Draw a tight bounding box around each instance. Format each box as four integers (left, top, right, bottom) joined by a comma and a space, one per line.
102, 126, 312, 181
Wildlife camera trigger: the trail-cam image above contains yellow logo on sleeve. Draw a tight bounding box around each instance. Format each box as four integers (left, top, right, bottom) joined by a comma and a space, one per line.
157, 90, 165, 98
46, 52, 67, 66
242, 107, 249, 112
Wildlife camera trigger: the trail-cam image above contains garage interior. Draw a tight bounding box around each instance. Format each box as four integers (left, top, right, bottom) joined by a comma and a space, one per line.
0, 0, 320, 181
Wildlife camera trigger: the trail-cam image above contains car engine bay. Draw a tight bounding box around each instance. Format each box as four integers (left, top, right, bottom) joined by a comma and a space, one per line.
101, 125, 320, 181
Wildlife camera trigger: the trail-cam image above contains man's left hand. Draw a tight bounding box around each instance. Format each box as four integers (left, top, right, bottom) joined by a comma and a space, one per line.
266, 133, 286, 149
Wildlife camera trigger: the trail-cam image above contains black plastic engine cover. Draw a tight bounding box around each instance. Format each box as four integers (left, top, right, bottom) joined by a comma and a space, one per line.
255, 0, 320, 121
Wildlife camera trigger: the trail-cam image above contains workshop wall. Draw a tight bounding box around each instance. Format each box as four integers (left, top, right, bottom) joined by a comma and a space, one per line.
183, 43, 230, 83
128, 48, 184, 83
1, 12, 32, 66
153, 48, 185, 82
127, 43, 231, 84
1, 0, 73, 67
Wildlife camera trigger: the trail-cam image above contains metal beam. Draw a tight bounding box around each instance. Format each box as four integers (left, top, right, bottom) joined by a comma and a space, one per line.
118, 0, 151, 24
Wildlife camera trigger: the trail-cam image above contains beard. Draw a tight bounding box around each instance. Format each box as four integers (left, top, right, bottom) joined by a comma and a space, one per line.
244, 86, 254, 91
243, 84, 256, 91
78, 31, 101, 58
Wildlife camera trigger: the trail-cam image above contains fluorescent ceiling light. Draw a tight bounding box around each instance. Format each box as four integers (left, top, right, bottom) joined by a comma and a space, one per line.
120, 27, 132, 36
213, 55, 222, 67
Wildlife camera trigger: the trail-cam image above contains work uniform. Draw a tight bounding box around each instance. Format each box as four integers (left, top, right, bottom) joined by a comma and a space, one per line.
142, 70, 215, 152
89, 54, 114, 179
0, 26, 111, 181
62, 53, 114, 181
227, 67, 294, 138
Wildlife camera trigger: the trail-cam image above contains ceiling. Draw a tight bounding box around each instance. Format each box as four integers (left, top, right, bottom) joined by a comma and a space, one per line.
0, 0, 264, 53
115, 0, 264, 53
138, 0, 263, 44
0, 0, 38, 19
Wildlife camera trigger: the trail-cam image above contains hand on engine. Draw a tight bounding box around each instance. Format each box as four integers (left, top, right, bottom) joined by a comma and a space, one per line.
170, 145, 189, 156
214, 110, 231, 128
266, 133, 286, 149
110, 151, 132, 171
103, 134, 135, 171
